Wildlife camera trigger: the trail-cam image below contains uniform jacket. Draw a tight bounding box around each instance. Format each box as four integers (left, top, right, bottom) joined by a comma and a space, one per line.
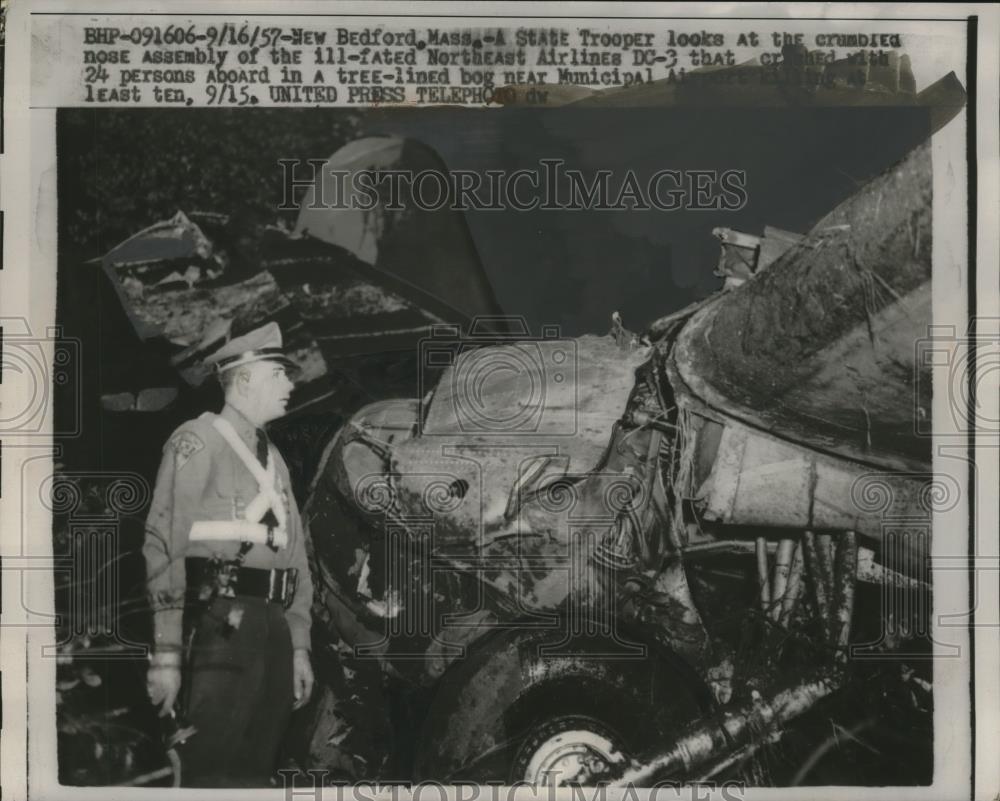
143, 404, 313, 652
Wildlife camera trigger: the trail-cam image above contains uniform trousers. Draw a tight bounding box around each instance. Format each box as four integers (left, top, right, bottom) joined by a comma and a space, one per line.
179, 596, 293, 787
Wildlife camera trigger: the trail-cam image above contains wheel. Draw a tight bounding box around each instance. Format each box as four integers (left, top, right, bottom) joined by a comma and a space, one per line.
513, 714, 629, 785
413, 626, 708, 783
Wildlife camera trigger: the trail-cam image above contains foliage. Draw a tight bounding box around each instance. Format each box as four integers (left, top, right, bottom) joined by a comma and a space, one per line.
53, 471, 169, 786
59, 108, 360, 261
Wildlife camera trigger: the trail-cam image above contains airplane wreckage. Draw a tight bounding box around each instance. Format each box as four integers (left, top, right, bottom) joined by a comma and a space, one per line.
301, 139, 944, 785
69, 50, 964, 786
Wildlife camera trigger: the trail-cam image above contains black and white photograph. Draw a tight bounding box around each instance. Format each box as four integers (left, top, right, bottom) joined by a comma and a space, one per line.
1, 3, 998, 799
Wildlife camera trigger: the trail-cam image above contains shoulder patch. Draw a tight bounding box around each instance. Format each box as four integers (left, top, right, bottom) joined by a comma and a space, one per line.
169, 430, 205, 470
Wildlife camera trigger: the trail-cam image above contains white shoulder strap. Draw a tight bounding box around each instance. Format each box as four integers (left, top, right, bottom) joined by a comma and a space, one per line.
213, 416, 270, 486
212, 417, 286, 530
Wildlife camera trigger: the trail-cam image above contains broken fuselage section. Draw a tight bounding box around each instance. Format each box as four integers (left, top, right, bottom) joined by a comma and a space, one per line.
305, 141, 936, 783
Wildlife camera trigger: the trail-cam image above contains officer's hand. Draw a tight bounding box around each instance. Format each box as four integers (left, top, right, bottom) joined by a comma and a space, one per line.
147, 662, 182, 717
292, 648, 314, 710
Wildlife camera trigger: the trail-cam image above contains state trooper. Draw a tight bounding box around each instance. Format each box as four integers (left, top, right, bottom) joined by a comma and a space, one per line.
143, 322, 314, 787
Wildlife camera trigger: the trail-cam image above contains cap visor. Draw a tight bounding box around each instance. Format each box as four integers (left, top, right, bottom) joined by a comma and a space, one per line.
216, 352, 297, 372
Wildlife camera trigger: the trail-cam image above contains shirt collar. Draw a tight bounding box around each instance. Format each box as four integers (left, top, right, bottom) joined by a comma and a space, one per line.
220, 402, 261, 446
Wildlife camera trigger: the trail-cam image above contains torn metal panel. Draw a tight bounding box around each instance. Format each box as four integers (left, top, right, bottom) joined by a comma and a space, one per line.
757, 226, 807, 272
422, 333, 648, 445
389, 334, 650, 541
711, 226, 805, 290
103, 210, 214, 269
694, 419, 931, 542
294, 136, 505, 326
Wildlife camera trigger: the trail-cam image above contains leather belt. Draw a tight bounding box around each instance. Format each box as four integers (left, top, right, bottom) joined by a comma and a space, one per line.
186, 557, 298, 607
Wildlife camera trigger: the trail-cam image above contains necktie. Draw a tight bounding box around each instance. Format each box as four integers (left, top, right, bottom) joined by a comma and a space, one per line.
255, 429, 269, 467
255, 429, 280, 535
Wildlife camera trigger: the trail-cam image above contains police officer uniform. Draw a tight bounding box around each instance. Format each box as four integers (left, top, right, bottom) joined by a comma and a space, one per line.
143, 323, 313, 787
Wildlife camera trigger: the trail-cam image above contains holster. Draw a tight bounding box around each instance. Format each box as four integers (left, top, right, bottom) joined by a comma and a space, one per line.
185, 557, 299, 608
